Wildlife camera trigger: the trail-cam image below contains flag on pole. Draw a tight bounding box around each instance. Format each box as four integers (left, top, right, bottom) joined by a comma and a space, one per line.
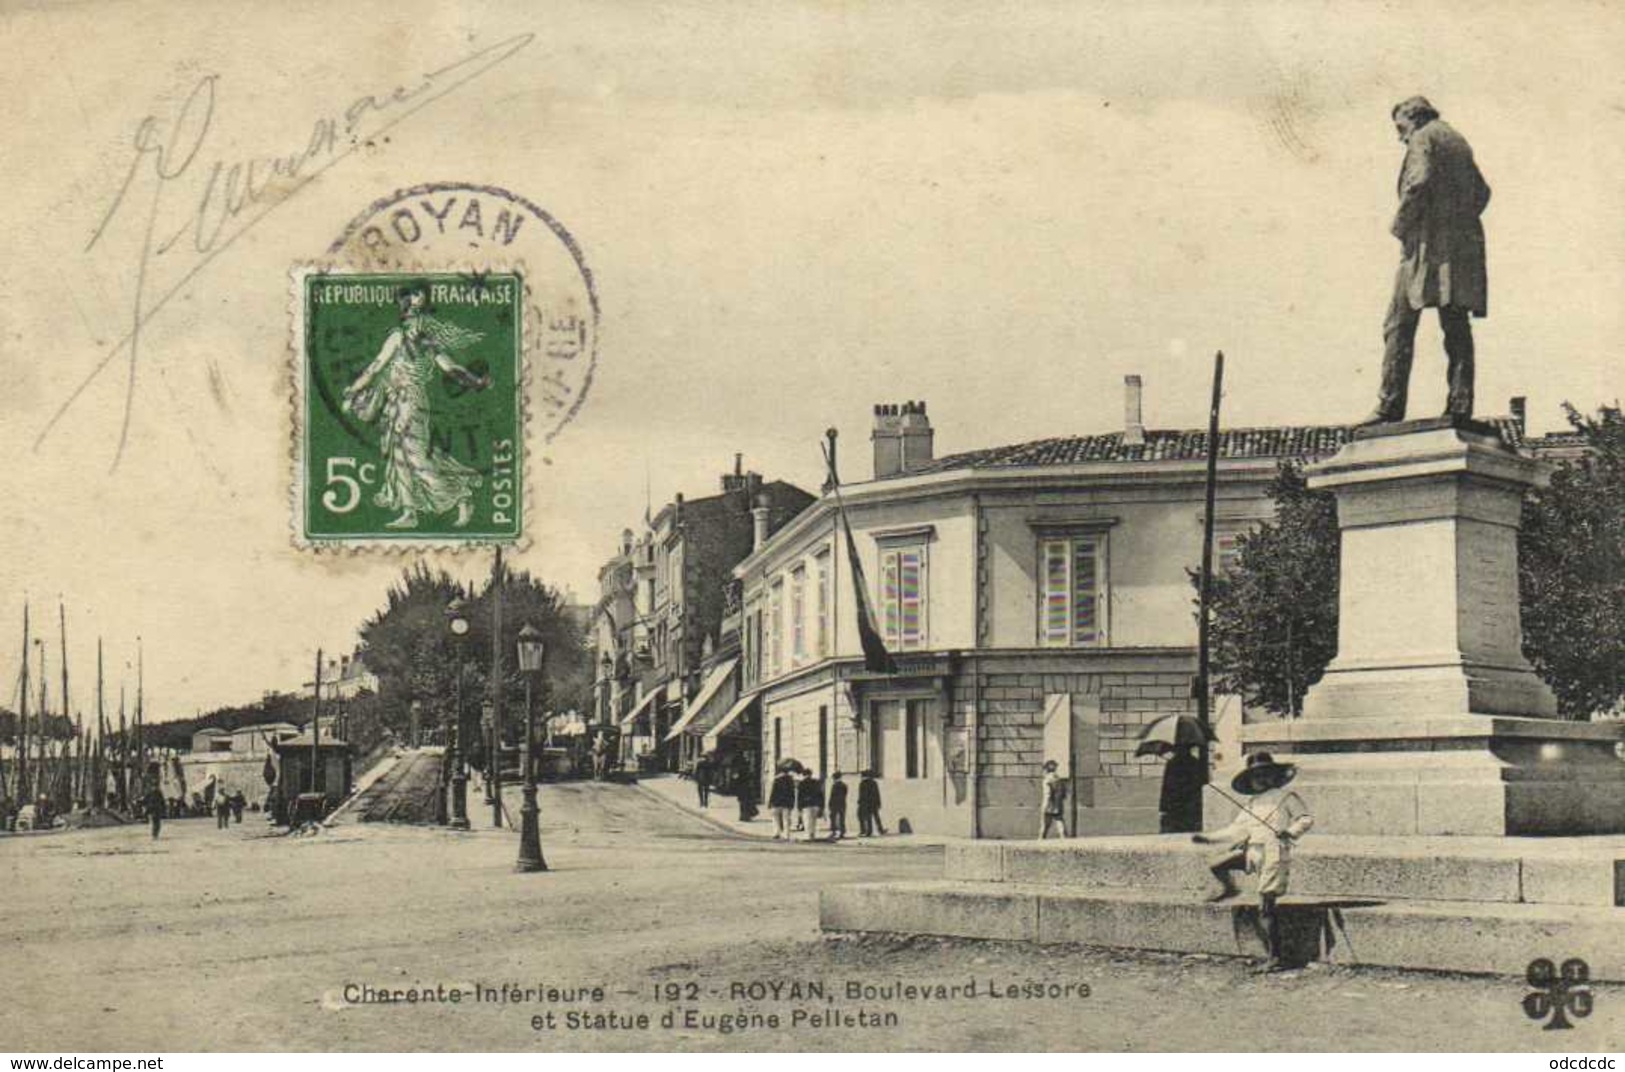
823, 435, 895, 675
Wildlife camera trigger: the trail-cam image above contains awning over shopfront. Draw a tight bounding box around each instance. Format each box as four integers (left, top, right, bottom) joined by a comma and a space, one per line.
619, 687, 661, 732
664, 658, 738, 742
702, 690, 761, 751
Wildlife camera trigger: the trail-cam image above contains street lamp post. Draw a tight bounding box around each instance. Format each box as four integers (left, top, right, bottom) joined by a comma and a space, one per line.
445, 600, 471, 830
481, 699, 496, 821
515, 622, 547, 872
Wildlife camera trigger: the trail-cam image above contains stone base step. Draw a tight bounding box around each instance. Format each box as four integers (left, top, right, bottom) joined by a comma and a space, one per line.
946, 836, 1625, 907
821, 879, 1625, 980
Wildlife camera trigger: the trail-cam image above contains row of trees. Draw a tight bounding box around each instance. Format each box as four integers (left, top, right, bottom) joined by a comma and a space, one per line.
172, 560, 592, 759
354, 560, 592, 759
1208, 404, 1625, 720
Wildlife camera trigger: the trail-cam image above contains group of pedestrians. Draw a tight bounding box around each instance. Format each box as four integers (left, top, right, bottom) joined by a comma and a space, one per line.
765, 761, 885, 842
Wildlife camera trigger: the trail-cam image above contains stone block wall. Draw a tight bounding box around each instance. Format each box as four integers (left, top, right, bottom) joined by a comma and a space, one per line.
974, 663, 1195, 839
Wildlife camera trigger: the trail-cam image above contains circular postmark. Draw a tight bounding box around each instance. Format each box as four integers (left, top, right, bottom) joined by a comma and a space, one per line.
294, 183, 597, 547
327, 181, 599, 448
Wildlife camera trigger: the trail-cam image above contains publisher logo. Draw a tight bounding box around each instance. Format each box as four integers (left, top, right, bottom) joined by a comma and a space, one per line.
1523, 957, 1592, 1030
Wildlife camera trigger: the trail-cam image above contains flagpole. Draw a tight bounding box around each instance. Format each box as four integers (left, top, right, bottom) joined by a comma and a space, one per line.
825, 429, 843, 772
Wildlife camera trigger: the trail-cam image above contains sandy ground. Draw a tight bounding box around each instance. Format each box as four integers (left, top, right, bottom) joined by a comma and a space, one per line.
1, 780, 1620, 1052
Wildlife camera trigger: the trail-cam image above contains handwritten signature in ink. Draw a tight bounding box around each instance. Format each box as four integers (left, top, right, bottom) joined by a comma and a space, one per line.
38, 31, 535, 469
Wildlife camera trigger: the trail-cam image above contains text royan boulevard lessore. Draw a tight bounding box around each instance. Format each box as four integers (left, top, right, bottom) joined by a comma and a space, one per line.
341, 977, 1089, 1036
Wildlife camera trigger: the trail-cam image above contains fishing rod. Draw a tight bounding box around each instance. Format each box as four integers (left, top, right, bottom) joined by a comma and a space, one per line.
1200, 780, 1295, 836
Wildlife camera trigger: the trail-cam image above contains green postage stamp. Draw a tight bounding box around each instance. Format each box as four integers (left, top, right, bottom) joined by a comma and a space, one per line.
293, 269, 525, 545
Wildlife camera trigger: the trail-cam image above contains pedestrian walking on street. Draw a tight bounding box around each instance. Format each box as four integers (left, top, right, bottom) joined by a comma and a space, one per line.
857, 770, 885, 836
1192, 752, 1315, 974
215, 792, 231, 830
826, 771, 848, 840
694, 753, 714, 808
144, 784, 166, 840
230, 791, 246, 824
796, 769, 825, 842
1040, 759, 1068, 839
768, 764, 797, 840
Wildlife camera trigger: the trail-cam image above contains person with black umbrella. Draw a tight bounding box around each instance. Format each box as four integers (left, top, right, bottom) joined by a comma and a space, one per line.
1192, 751, 1314, 973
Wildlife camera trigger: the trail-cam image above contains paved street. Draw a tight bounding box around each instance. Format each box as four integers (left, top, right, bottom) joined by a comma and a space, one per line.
2, 780, 1621, 1052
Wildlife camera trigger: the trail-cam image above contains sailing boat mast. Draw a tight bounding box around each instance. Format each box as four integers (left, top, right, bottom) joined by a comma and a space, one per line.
36, 638, 48, 797
134, 637, 145, 784
117, 681, 128, 810
95, 638, 106, 809
17, 602, 30, 802
60, 601, 77, 805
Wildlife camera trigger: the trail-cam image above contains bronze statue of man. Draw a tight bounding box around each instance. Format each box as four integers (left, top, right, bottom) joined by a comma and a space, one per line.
1360, 97, 1491, 425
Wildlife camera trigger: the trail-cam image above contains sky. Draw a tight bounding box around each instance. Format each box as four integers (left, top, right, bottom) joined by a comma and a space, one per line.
1, 0, 1622, 720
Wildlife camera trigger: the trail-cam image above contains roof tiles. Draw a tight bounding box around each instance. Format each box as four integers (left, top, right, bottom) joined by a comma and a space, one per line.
900, 418, 1528, 477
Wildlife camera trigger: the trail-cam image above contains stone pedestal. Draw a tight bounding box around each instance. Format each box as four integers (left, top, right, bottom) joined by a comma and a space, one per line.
1240, 419, 1625, 835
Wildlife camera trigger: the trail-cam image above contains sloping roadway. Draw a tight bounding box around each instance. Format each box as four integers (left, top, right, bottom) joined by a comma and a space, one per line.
336, 746, 447, 824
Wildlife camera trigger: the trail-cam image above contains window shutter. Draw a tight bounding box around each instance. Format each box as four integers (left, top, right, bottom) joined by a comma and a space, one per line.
881, 549, 900, 648
1072, 537, 1100, 645
898, 549, 923, 648
1041, 539, 1071, 645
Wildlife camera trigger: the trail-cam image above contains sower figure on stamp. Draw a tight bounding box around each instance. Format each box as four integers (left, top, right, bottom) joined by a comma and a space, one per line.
1192, 752, 1314, 974
343, 283, 493, 529
1360, 96, 1491, 426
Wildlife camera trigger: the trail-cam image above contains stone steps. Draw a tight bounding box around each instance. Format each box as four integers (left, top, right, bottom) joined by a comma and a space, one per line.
821, 879, 1625, 979
948, 836, 1625, 906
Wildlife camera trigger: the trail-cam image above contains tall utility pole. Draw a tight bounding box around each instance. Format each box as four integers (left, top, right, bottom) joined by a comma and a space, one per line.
310, 649, 324, 797
490, 546, 505, 829
1195, 351, 1225, 785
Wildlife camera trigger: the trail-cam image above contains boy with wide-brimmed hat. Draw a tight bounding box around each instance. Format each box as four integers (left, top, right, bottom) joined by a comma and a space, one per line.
1192, 751, 1314, 973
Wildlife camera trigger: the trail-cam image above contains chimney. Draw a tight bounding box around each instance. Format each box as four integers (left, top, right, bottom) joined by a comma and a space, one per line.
900, 401, 934, 473
1123, 375, 1145, 447
1510, 396, 1527, 436
721, 453, 747, 494
872, 403, 904, 479
751, 494, 772, 551
621, 527, 633, 555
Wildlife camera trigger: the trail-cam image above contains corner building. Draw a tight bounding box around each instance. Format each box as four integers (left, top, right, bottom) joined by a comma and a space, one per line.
736, 381, 1540, 837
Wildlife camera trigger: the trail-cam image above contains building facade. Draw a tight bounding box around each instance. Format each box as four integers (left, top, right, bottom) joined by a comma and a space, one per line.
593, 458, 814, 770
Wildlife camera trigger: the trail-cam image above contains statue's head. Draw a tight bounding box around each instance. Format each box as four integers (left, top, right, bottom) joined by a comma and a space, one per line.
1391, 96, 1440, 142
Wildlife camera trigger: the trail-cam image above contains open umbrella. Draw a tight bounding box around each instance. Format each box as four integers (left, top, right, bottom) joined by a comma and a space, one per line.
1134, 713, 1217, 757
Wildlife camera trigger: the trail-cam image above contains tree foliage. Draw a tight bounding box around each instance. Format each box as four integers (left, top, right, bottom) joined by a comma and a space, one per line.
355, 559, 591, 761
1208, 407, 1625, 721
1204, 462, 1341, 717
1519, 404, 1625, 717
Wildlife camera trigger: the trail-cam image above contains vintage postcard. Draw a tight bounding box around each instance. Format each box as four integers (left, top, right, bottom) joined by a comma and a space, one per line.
3, 0, 1624, 1060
